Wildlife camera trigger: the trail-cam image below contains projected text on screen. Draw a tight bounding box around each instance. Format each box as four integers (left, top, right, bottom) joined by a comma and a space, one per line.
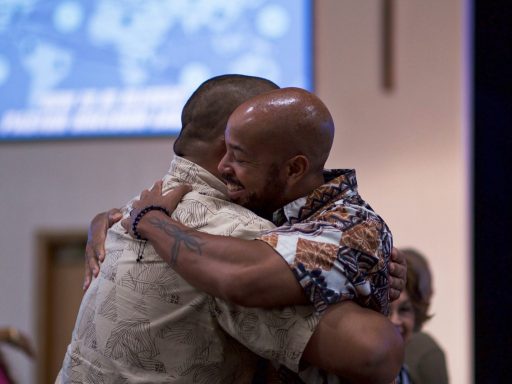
0, 0, 311, 140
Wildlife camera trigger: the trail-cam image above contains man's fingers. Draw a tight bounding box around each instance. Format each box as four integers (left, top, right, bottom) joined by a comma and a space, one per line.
388, 274, 404, 302
88, 211, 112, 263
131, 198, 143, 211
389, 247, 407, 300
84, 243, 92, 291
389, 274, 405, 292
391, 247, 407, 266
83, 209, 117, 291
83, 258, 92, 291
139, 180, 163, 201
170, 184, 192, 200
395, 263, 407, 279
389, 287, 400, 302
121, 217, 130, 232
88, 248, 101, 275
176, 184, 192, 195
96, 245, 106, 263
83, 243, 100, 291
389, 261, 406, 279
122, 183, 190, 241
165, 184, 192, 212
151, 180, 163, 193
107, 208, 122, 226
140, 189, 150, 200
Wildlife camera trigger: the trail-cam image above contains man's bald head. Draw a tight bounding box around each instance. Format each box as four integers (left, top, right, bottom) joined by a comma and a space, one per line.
219, 87, 336, 217
228, 87, 335, 172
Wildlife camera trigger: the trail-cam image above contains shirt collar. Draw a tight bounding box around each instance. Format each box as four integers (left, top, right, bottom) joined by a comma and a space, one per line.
164, 155, 228, 199
274, 169, 358, 225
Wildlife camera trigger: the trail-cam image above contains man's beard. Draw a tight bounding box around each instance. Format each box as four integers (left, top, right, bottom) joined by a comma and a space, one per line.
238, 164, 286, 220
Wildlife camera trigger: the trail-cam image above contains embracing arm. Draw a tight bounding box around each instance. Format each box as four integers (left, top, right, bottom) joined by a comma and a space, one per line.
130, 209, 306, 307
122, 181, 407, 308
302, 301, 404, 384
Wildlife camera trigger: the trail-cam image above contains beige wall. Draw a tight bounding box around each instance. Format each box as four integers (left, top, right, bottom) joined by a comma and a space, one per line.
0, 139, 174, 383
316, 1, 470, 384
0, 1, 470, 383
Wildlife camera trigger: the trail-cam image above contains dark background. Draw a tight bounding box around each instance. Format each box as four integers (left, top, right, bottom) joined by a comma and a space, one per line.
474, 0, 512, 382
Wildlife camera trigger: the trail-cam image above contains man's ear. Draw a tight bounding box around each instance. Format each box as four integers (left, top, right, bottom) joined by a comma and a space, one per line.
285, 155, 309, 185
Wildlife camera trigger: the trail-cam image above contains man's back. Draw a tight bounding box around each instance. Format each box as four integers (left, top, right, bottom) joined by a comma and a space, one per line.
59, 157, 284, 383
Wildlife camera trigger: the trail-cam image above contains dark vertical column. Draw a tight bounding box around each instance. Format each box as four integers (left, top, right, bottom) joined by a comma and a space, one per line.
474, 0, 512, 382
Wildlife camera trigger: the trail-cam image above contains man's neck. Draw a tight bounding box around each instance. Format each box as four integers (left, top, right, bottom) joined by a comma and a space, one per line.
275, 171, 325, 216
290, 172, 325, 201
181, 154, 223, 181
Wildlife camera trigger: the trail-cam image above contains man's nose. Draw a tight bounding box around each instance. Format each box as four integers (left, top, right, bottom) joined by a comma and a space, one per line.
218, 153, 230, 174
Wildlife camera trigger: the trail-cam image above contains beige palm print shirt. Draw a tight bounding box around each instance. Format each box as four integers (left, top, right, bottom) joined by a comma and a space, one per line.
57, 156, 318, 384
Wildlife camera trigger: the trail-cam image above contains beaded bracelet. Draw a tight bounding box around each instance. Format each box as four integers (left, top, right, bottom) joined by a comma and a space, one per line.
131, 205, 170, 240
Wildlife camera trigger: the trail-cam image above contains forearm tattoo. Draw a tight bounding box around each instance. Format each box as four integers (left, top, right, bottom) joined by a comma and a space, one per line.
148, 217, 203, 266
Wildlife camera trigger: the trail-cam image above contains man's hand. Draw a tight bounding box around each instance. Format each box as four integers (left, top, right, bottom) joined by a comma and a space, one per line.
389, 247, 407, 301
83, 208, 122, 291
121, 180, 191, 237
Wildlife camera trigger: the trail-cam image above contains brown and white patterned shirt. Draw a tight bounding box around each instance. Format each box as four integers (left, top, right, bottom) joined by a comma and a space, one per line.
260, 169, 392, 316
260, 169, 393, 384
57, 156, 317, 384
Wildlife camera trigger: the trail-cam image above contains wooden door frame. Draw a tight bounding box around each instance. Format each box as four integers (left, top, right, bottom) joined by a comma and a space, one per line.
35, 231, 86, 384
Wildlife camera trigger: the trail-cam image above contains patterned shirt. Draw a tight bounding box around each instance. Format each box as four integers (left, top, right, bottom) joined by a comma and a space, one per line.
57, 156, 317, 384
260, 169, 393, 316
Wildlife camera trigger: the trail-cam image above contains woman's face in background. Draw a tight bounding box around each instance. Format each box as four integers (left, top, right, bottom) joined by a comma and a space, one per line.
389, 291, 415, 342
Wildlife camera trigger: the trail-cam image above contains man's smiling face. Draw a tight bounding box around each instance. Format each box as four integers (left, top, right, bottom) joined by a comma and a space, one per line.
217, 111, 288, 219
217, 86, 335, 219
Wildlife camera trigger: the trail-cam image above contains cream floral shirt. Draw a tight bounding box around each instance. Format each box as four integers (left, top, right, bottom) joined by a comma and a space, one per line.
57, 156, 317, 384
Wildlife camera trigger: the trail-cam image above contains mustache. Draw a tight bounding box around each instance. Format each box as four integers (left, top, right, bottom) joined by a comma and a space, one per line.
221, 173, 243, 186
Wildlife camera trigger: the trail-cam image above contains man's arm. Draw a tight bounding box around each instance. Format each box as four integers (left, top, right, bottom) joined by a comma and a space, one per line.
83, 207, 407, 304
81, 187, 296, 305
302, 301, 403, 384
120, 180, 406, 308
213, 297, 403, 384
129, 208, 306, 307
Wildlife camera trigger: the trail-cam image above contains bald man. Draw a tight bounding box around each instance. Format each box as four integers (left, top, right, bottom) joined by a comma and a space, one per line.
120, 87, 403, 382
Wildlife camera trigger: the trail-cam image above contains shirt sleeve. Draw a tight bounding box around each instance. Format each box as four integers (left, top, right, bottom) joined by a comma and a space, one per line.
228, 218, 275, 240
258, 218, 392, 315
213, 300, 318, 372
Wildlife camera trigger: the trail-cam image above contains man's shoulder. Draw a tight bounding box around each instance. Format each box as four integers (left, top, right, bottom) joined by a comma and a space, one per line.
175, 192, 275, 239
213, 300, 318, 373
314, 192, 392, 239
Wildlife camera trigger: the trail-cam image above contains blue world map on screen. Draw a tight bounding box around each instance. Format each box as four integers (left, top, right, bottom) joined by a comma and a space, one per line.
0, 0, 311, 139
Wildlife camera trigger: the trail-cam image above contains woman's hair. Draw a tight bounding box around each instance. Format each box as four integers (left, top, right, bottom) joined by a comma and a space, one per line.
402, 248, 434, 331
